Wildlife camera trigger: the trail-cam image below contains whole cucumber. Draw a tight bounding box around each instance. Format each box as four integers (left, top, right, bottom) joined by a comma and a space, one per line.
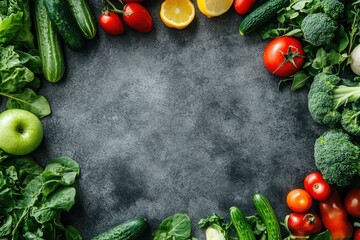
43, 0, 84, 51
67, 0, 97, 39
230, 206, 256, 240
33, 0, 65, 83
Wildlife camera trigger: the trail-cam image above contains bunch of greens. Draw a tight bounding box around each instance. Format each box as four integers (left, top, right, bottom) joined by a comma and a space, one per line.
153, 213, 197, 240
0, 0, 50, 118
261, 0, 360, 91
0, 154, 82, 239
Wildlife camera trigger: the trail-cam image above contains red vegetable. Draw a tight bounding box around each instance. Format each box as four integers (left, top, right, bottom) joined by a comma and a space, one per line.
354, 228, 360, 240
263, 36, 305, 77
122, 3, 153, 33
345, 187, 360, 218
286, 212, 322, 239
234, 0, 256, 15
286, 189, 312, 213
304, 172, 331, 201
319, 187, 353, 240
99, 11, 125, 35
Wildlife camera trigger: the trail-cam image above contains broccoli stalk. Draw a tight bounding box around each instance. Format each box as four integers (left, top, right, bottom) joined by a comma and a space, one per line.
314, 129, 360, 186
308, 73, 360, 127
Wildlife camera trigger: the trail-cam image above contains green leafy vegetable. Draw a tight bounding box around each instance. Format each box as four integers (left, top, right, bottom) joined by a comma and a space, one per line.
153, 213, 197, 240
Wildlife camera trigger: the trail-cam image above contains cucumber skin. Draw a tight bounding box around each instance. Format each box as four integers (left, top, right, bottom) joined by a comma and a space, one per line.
239, 0, 290, 35
91, 218, 148, 240
33, 0, 65, 83
253, 194, 282, 240
43, 0, 84, 51
230, 207, 256, 240
67, 0, 97, 39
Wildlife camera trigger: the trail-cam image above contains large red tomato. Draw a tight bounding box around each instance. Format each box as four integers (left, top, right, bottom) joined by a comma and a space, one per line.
263, 36, 306, 77
344, 187, 360, 218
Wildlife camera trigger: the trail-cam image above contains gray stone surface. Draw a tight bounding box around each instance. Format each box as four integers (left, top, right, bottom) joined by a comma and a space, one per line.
33, 0, 326, 239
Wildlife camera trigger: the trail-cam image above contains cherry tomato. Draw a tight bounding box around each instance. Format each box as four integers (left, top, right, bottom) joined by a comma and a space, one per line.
287, 189, 312, 213
99, 11, 125, 35
304, 172, 331, 201
354, 228, 360, 240
122, 3, 153, 33
263, 36, 306, 77
234, 0, 256, 15
319, 187, 353, 240
287, 212, 322, 239
344, 187, 360, 218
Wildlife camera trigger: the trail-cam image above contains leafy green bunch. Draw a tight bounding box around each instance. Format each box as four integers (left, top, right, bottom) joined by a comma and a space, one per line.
153, 213, 197, 240
261, 0, 360, 91
0, 154, 82, 239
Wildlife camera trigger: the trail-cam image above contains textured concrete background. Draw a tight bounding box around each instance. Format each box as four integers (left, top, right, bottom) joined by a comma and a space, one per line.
33, 0, 326, 239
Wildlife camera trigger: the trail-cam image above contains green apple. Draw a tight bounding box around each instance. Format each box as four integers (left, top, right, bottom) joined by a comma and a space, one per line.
0, 109, 43, 155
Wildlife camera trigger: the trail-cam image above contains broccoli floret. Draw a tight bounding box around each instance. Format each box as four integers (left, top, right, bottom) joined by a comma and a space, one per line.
301, 13, 338, 46
341, 108, 360, 136
321, 0, 345, 20
314, 129, 360, 186
308, 73, 360, 127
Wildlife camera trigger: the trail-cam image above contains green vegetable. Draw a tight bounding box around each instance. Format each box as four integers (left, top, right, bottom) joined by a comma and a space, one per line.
67, 0, 97, 39
154, 213, 197, 240
308, 72, 360, 128
33, 0, 65, 83
92, 218, 148, 240
239, 0, 290, 35
199, 214, 231, 240
229, 207, 256, 240
43, 0, 84, 51
322, 0, 345, 20
301, 13, 338, 46
253, 194, 281, 240
0, 155, 82, 239
314, 129, 360, 186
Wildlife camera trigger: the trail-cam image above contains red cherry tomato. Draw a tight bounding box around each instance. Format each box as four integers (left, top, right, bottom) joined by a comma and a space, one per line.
287, 212, 322, 239
344, 187, 360, 218
287, 189, 312, 213
99, 11, 125, 35
234, 0, 256, 15
354, 228, 360, 240
304, 172, 331, 201
122, 3, 153, 33
263, 36, 306, 77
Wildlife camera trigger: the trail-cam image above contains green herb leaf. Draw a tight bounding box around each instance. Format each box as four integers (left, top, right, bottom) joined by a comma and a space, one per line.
153, 214, 192, 240
291, 70, 311, 91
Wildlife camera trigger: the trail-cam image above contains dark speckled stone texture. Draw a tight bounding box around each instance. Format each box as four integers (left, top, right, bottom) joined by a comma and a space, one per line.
31, 0, 327, 239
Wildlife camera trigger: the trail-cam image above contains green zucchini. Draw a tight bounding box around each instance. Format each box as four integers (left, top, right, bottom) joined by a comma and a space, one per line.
33, 0, 65, 83
67, 0, 97, 39
239, 0, 290, 35
253, 194, 282, 240
91, 218, 148, 240
229, 206, 256, 240
43, 0, 84, 51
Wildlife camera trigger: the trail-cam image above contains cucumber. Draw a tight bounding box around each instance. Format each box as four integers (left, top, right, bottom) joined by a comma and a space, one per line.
67, 0, 97, 39
43, 0, 85, 51
229, 206, 256, 240
239, 0, 290, 35
91, 218, 148, 240
253, 194, 282, 240
33, 0, 65, 83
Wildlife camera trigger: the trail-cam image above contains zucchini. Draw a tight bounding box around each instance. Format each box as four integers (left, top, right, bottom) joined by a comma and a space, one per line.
91, 218, 148, 240
253, 194, 282, 240
67, 0, 97, 39
239, 0, 289, 35
43, 0, 85, 51
229, 206, 256, 240
33, 0, 65, 83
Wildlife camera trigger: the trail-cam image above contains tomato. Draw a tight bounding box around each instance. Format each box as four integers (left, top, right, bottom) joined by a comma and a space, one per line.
263, 36, 306, 77
234, 0, 256, 15
304, 172, 331, 201
99, 11, 125, 35
286, 189, 312, 213
287, 212, 322, 239
319, 187, 353, 240
354, 228, 360, 240
344, 187, 360, 218
122, 3, 153, 33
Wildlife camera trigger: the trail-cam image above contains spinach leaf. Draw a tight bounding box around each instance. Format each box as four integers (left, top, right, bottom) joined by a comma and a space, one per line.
153, 213, 195, 240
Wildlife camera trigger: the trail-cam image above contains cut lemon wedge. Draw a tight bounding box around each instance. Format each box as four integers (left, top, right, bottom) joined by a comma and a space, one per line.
160, 0, 195, 29
197, 0, 234, 18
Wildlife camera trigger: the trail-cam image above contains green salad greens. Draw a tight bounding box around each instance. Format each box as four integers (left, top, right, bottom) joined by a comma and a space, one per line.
153, 213, 197, 240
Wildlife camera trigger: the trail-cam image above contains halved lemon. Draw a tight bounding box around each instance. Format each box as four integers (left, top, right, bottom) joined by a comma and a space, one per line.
197, 0, 234, 18
160, 0, 195, 30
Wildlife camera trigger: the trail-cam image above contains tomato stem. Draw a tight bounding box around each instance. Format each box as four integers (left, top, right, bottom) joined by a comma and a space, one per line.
272, 45, 306, 75
103, 0, 124, 14
303, 213, 316, 224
